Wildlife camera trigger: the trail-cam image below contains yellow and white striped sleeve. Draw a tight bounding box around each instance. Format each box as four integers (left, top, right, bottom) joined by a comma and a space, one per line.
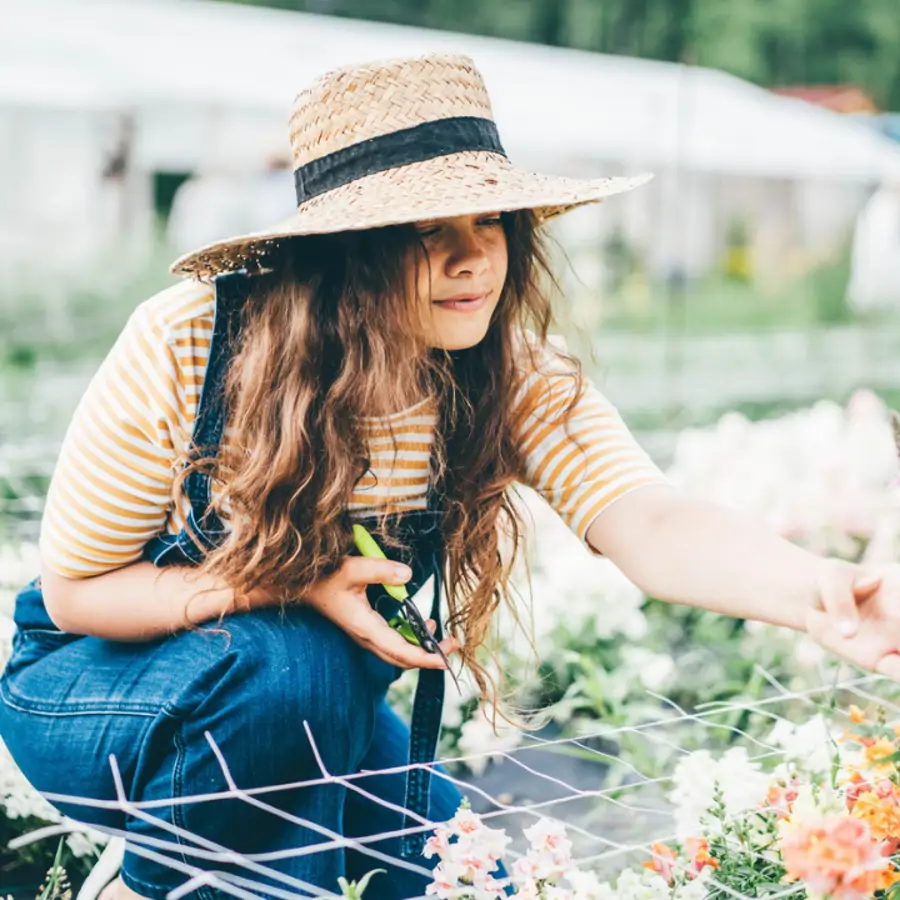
39, 281, 214, 578
512, 338, 669, 546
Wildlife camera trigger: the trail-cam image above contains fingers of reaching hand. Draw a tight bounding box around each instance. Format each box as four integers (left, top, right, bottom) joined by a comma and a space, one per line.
807, 607, 900, 677
816, 561, 865, 638
876, 653, 900, 683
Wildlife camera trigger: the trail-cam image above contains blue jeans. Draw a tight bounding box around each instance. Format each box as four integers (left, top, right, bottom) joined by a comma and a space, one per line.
0, 584, 463, 899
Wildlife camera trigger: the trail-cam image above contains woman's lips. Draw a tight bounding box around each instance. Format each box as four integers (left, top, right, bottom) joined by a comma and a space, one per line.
432, 293, 489, 312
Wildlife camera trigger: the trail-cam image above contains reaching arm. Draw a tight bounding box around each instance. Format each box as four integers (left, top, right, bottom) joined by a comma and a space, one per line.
586, 484, 874, 634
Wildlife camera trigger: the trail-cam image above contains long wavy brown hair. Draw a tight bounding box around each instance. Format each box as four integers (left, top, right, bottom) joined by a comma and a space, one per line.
176, 209, 583, 709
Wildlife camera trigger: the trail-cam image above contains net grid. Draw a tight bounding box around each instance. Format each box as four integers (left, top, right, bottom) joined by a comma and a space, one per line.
10, 667, 896, 900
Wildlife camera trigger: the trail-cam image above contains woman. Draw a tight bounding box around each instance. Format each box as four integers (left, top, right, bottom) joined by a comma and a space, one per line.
2, 52, 900, 900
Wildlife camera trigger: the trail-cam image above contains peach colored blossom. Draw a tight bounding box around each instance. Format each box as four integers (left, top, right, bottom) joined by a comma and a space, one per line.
780, 813, 900, 900
850, 790, 900, 844
864, 738, 899, 774
642, 842, 678, 885
764, 779, 801, 820
685, 838, 719, 880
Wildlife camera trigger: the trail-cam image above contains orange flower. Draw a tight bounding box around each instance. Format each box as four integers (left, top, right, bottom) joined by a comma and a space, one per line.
780, 813, 900, 900
685, 838, 719, 879
643, 842, 677, 885
845, 773, 875, 812
765, 779, 801, 820
863, 738, 898, 774
849, 705, 868, 725
850, 790, 900, 843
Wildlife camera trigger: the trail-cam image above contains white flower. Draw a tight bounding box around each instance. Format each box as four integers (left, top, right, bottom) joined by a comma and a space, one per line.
787, 781, 844, 823
427, 854, 505, 900
513, 853, 554, 883
620, 647, 675, 692
0, 737, 61, 823
793, 635, 828, 670
449, 806, 484, 837
427, 861, 469, 899
0, 611, 16, 672
0, 542, 40, 596
668, 748, 769, 841
513, 879, 542, 900
457, 704, 522, 776
424, 826, 452, 860
513, 818, 574, 883
478, 825, 512, 863
426, 807, 509, 893
766, 714, 837, 775
614, 868, 672, 900
567, 869, 613, 900
65, 827, 106, 858
506, 487, 648, 652
674, 868, 713, 900
544, 887, 573, 900
442, 672, 481, 730
666, 397, 900, 559
523, 818, 571, 857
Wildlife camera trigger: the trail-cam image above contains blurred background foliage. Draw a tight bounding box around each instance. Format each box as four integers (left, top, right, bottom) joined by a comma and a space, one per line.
220, 0, 900, 109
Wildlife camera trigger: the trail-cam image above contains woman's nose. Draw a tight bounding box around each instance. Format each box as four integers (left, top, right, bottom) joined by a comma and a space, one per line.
445, 230, 490, 277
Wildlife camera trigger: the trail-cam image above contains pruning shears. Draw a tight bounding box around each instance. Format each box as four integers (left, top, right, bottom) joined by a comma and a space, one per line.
352, 523, 460, 692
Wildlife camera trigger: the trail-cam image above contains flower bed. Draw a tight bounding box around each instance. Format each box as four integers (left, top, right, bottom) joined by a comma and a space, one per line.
400, 703, 900, 900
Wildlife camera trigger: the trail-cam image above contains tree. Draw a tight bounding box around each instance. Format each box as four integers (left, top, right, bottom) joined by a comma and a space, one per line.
216, 0, 900, 110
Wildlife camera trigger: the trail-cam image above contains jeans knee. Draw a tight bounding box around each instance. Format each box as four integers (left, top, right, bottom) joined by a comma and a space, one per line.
184, 607, 383, 771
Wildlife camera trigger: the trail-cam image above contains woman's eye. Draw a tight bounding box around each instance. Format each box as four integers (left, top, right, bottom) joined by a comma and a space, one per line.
418, 226, 441, 239
478, 217, 503, 227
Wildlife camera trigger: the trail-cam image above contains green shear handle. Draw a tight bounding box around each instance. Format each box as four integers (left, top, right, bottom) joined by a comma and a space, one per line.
352, 523, 460, 691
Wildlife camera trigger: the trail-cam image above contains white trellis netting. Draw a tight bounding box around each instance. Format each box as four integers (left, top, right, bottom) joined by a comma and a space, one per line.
6, 672, 900, 900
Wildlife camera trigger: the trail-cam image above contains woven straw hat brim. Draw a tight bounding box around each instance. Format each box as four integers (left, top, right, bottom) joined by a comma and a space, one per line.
170, 151, 652, 279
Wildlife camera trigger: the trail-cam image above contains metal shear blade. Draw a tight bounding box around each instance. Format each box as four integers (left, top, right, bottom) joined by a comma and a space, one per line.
401, 598, 461, 693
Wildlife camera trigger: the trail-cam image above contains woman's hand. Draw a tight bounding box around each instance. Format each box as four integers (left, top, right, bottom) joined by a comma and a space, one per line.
301, 556, 459, 670
806, 560, 900, 680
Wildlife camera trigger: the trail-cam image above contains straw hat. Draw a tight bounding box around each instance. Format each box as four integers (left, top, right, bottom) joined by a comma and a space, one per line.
171, 52, 652, 280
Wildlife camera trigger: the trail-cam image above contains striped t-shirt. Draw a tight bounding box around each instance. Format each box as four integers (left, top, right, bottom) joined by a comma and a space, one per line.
39, 279, 668, 578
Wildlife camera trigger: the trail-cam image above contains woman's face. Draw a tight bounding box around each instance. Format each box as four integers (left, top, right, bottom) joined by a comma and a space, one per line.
408, 212, 509, 350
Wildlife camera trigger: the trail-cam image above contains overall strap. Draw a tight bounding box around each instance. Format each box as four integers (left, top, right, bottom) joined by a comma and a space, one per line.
399, 483, 448, 858
144, 271, 249, 566
400, 557, 446, 858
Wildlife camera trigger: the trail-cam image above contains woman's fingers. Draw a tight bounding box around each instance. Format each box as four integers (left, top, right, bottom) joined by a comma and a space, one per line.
305, 555, 459, 670
807, 606, 900, 678
342, 555, 412, 590
349, 604, 451, 669
815, 560, 863, 638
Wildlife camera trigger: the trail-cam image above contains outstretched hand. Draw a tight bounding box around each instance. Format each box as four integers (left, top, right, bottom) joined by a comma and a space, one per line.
302, 555, 459, 670
806, 560, 900, 681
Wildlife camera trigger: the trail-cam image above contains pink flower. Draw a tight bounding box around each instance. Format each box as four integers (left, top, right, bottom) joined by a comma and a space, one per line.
521, 818, 573, 878
450, 807, 484, 837
425, 808, 508, 897
426, 861, 468, 899
424, 826, 452, 861
779, 813, 900, 900
513, 855, 545, 882
524, 818, 572, 858
513, 879, 541, 900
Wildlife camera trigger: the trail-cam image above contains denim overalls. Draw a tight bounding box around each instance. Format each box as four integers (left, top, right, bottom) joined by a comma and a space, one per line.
0, 272, 460, 900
